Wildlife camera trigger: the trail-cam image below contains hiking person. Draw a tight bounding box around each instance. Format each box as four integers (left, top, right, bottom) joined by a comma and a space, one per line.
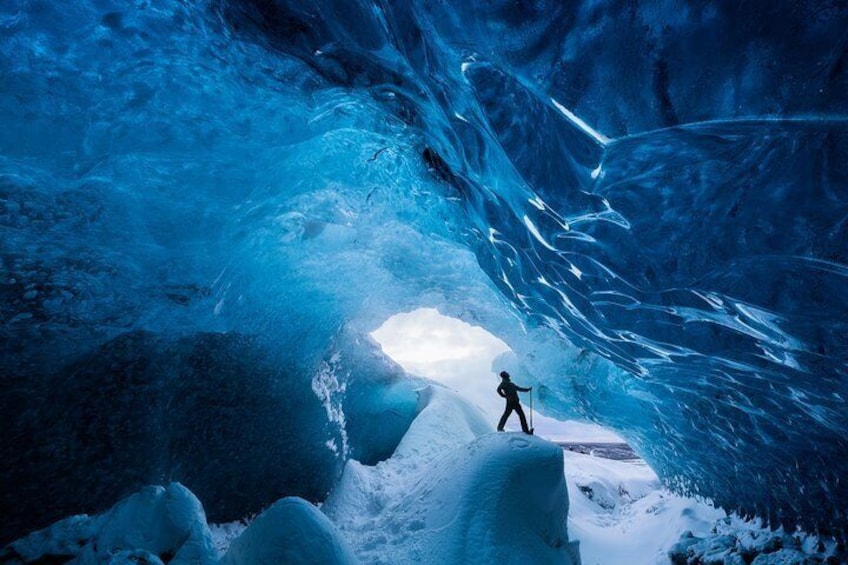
496, 371, 532, 434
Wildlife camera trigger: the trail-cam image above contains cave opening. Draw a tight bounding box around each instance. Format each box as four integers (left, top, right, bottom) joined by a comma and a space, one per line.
371, 307, 622, 442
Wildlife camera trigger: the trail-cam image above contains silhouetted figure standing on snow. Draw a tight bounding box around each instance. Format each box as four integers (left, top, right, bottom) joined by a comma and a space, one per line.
496, 371, 532, 434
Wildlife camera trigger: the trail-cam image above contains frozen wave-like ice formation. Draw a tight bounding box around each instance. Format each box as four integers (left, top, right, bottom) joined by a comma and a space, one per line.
1, 0, 847, 541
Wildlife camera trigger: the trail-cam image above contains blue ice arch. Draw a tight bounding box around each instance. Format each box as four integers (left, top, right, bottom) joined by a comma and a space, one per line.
1, 0, 847, 543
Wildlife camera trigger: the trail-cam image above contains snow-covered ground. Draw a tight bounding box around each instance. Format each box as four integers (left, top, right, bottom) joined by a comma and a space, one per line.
208, 450, 729, 565
321, 385, 580, 564
206, 434, 728, 565
563, 449, 726, 565
11, 386, 829, 565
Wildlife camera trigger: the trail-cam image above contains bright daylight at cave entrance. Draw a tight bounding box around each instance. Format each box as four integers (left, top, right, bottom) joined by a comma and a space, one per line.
372, 308, 624, 441
2, 1, 847, 564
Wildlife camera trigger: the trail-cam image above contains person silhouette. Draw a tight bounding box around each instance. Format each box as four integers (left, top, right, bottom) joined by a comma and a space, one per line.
496, 371, 532, 434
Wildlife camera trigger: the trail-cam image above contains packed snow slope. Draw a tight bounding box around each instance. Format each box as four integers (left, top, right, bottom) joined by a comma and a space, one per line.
323, 385, 580, 565
2, 0, 847, 541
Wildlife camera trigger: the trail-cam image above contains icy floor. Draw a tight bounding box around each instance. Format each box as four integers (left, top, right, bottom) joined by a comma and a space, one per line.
209, 444, 727, 565
203, 386, 735, 565
564, 449, 726, 565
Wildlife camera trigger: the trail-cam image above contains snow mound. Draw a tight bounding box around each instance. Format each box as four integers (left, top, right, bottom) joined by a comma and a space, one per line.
493, 445, 844, 565
564, 451, 725, 565
221, 497, 357, 565
2, 483, 216, 564
323, 385, 580, 564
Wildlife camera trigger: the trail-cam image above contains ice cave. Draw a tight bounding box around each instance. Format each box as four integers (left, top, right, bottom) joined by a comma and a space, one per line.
1, 0, 847, 563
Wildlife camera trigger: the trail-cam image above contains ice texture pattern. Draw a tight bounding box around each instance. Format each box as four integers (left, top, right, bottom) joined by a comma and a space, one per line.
1, 0, 847, 541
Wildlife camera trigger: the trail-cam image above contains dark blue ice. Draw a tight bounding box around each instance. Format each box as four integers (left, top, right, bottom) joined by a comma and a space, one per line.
1, 0, 846, 542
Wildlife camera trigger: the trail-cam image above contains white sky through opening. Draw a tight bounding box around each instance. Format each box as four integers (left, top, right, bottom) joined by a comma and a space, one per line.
371, 308, 622, 442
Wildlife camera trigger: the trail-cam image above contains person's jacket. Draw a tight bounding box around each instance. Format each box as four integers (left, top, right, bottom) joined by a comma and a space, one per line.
497, 381, 529, 403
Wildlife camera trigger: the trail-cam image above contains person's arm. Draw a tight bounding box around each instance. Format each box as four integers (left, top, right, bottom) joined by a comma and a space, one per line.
497, 384, 507, 398
518, 385, 532, 392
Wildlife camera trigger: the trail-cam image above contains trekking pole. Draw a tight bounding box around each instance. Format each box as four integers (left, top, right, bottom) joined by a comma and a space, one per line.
530, 388, 534, 435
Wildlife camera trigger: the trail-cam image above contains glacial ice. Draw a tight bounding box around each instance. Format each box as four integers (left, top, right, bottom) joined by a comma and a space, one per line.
2, 0, 847, 545
1, 483, 217, 565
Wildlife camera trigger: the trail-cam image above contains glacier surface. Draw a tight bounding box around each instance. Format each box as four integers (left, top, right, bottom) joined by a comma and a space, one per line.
1, 0, 847, 543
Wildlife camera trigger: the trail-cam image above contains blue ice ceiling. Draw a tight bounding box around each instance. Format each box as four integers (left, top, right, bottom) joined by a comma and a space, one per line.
1, 0, 847, 542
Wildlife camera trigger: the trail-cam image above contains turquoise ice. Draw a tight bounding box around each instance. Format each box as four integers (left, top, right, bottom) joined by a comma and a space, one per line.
1, 0, 846, 544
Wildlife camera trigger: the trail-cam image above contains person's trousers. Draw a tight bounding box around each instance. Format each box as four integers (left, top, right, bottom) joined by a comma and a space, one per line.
497, 401, 530, 433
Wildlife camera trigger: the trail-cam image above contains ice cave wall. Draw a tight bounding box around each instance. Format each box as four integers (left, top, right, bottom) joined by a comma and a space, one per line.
1, 0, 847, 541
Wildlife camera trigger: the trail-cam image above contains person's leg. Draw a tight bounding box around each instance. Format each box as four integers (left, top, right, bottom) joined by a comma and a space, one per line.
515, 404, 530, 433
497, 405, 513, 431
